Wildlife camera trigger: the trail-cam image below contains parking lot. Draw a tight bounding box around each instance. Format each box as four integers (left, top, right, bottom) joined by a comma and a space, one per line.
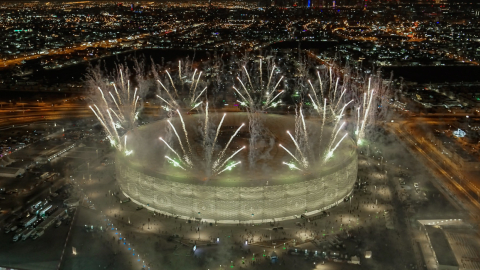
0, 197, 73, 270
0, 121, 111, 270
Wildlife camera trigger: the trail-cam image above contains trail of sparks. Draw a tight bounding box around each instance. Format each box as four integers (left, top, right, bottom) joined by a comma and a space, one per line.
132, 88, 138, 106
243, 65, 254, 91
189, 102, 203, 111
214, 146, 246, 171
160, 137, 183, 163
326, 133, 348, 161
203, 102, 209, 148
166, 70, 178, 97
265, 76, 284, 106
109, 108, 122, 122
132, 96, 139, 120
193, 87, 207, 105
217, 161, 241, 175
233, 86, 249, 105
236, 77, 253, 103
108, 92, 124, 120
359, 90, 375, 142
178, 61, 181, 81
177, 110, 193, 156
127, 80, 130, 102
189, 69, 197, 94
265, 90, 284, 108
287, 130, 308, 168
327, 121, 345, 156
106, 110, 120, 147
165, 155, 186, 170
156, 94, 175, 108
266, 65, 275, 92
89, 106, 114, 142
299, 108, 309, 149
282, 162, 302, 171
317, 71, 323, 99
210, 113, 226, 159
215, 123, 245, 165
113, 83, 122, 105
318, 98, 327, 153
156, 80, 178, 108
259, 60, 263, 90
191, 71, 203, 104
167, 120, 189, 163
279, 144, 301, 164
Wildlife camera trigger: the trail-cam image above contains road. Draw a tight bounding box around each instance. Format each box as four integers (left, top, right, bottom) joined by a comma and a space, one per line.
0, 98, 90, 126
0, 33, 158, 69
389, 120, 480, 218
0, 23, 208, 70
0, 98, 171, 128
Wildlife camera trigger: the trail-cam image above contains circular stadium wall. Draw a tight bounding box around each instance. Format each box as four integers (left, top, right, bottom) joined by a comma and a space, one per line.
115, 113, 357, 223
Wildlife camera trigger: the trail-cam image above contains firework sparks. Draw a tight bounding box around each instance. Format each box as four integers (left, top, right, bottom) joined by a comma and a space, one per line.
86, 60, 146, 151
279, 144, 301, 165
282, 162, 302, 171
217, 161, 241, 175
214, 146, 246, 172
165, 156, 186, 170
286, 130, 308, 169
326, 133, 348, 161
160, 137, 184, 164
215, 123, 245, 166
177, 110, 193, 156
210, 113, 226, 159
167, 120, 191, 165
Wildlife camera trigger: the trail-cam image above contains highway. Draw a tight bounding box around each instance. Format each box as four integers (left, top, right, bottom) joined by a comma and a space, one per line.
0, 32, 158, 69
403, 121, 480, 196
390, 120, 480, 218
0, 23, 207, 70
0, 98, 167, 127
0, 100, 91, 127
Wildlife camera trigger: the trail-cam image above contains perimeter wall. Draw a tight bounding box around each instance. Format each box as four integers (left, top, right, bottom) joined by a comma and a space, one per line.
116, 153, 357, 221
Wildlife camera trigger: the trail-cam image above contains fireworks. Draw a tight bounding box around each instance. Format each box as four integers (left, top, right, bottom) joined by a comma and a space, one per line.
217, 161, 241, 175
165, 156, 186, 170
161, 109, 245, 177
234, 59, 284, 112
234, 57, 285, 168
286, 130, 309, 169
88, 54, 390, 180
105, 54, 393, 222
282, 161, 302, 171
279, 61, 388, 171
153, 59, 207, 111
85, 59, 147, 151
214, 123, 245, 168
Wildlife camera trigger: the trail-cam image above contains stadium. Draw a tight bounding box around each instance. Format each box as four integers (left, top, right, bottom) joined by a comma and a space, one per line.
115, 113, 357, 223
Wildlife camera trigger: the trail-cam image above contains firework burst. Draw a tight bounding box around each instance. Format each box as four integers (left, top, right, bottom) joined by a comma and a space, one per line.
85, 59, 148, 152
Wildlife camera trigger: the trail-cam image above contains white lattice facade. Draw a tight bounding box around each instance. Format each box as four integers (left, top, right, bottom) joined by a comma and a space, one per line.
116, 154, 357, 221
